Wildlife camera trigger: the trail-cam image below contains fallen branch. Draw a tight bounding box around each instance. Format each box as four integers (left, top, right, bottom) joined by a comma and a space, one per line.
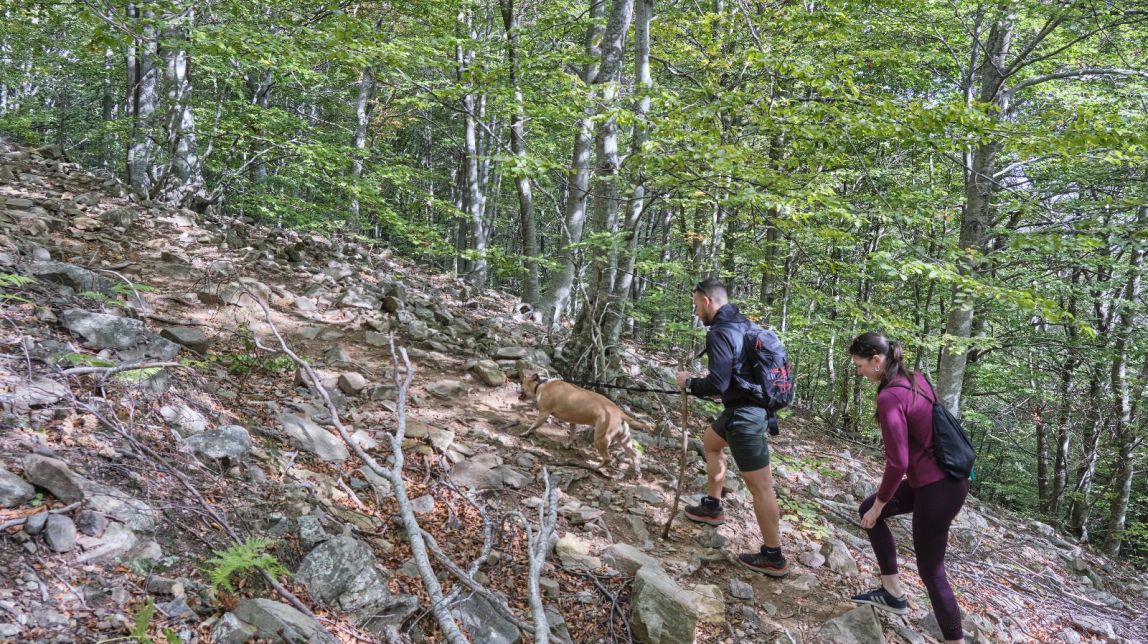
244, 290, 469, 644
420, 529, 533, 632
0, 502, 82, 532
61, 361, 187, 378
504, 468, 560, 644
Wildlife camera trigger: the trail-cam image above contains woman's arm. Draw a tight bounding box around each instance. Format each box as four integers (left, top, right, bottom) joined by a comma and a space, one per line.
875, 389, 910, 502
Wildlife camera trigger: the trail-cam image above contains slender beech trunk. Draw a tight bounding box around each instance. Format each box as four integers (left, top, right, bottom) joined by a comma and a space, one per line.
127, 3, 159, 197
565, 0, 635, 380
246, 69, 272, 184
500, 0, 539, 304
349, 68, 375, 226
605, 0, 652, 343
538, 0, 605, 326
937, 10, 1014, 414
1068, 366, 1105, 540
458, 8, 488, 291
1103, 205, 1146, 554
161, 5, 203, 204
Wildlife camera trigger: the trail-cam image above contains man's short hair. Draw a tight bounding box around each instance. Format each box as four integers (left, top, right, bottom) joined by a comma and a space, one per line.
693, 277, 728, 300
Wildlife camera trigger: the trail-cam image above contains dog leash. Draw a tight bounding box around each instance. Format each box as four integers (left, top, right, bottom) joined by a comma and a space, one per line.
564, 380, 681, 395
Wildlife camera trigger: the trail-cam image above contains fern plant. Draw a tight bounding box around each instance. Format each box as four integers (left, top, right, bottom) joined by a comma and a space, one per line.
0, 272, 33, 303
128, 598, 179, 644
204, 537, 289, 593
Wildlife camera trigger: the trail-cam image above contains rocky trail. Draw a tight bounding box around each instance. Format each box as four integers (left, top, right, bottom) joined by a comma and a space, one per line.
0, 139, 1145, 643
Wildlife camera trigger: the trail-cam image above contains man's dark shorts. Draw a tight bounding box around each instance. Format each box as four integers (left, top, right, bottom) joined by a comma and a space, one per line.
712, 406, 770, 472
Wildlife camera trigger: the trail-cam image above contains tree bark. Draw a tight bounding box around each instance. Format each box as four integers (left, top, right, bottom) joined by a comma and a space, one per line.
458, 8, 488, 291
349, 67, 375, 226
936, 9, 1014, 415
1067, 366, 1104, 541
1102, 205, 1146, 555
538, 0, 606, 326
500, 0, 540, 305
127, 2, 159, 197
160, 5, 203, 205
605, 0, 652, 343
565, 0, 635, 380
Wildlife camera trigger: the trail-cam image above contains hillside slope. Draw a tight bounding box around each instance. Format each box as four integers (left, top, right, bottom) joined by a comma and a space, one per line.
0, 139, 1144, 643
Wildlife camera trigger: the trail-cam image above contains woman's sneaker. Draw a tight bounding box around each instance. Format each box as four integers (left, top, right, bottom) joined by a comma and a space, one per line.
683, 496, 725, 525
850, 587, 909, 614
737, 547, 790, 577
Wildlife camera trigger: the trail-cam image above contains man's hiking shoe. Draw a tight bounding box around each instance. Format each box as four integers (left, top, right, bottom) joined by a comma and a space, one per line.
850, 587, 909, 615
738, 547, 790, 577
683, 496, 725, 525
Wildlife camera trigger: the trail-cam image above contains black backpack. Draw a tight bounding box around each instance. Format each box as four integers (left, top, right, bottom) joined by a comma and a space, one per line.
733, 324, 795, 434
888, 379, 976, 480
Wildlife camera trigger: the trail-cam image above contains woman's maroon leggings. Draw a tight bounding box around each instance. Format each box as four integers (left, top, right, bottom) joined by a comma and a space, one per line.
859, 477, 969, 641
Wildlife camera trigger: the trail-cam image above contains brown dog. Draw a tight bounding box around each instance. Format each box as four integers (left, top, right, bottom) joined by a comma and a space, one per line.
519, 371, 646, 477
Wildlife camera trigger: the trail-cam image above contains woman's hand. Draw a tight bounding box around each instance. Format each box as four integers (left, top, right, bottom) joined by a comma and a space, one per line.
861, 501, 885, 529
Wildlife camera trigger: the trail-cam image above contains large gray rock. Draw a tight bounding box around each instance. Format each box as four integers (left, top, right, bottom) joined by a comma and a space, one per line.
0, 467, 35, 507
160, 327, 210, 354
822, 539, 859, 576
816, 606, 884, 644
83, 479, 159, 532
452, 593, 521, 644
21, 455, 157, 531
451, 453, 505, 490
427, 379, 467, 400
187, 425, 252, 461
10, 378, 69, 410
232, 598, 338, 644
210, 612, 257, 644
22, 454, 84, 503
43, 515, 77, 552
339, 284, 380, 310
471, 360, 505, 386
160, 404, 208, 436
295, 535, 418, 631
630, 565, 699, 644
61, 309, 182, 361
277, 413, 348, 463
28, 261, 116, 294
76, 522, 139, 562
602, 543, 662, 576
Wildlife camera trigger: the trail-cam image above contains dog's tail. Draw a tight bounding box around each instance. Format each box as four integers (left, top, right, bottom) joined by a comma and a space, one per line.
622, 414, 655, 433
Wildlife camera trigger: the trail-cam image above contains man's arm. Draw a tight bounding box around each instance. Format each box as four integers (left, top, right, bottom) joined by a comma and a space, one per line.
687, 328, 738, 397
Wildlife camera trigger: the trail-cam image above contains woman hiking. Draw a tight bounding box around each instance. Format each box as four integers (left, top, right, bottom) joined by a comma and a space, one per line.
848, 332, 969, 644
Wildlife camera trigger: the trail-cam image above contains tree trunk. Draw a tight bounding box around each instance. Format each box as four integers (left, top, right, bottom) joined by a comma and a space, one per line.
605, 0, 652, 342
1102, 205, 1146, 555
564, 0, 635, 380
458, 9, 488, 291
101, 48, 116, 168
246, 69, 272, 184
1067, 366, 1104, 541
500, 0, 539, 305
349, 67, 375, 226
936, 10, 1014, 415
160, 6, 203, 205
127, 3, 159, 197
538, 0, 606, 326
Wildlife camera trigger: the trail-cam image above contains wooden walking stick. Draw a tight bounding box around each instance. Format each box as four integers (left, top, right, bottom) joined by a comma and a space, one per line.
662, 382, 691, 540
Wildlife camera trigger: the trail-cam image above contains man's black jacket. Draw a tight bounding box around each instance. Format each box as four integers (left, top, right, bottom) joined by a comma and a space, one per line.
686, 303, 767, 409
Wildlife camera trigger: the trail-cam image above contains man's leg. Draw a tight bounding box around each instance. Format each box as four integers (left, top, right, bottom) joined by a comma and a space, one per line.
703, 425, 728, 499
741, 465, 781, 549
684, 424, 729, 525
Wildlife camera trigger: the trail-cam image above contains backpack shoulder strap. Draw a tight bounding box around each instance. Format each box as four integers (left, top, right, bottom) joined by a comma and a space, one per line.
884, 378, 937, 405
